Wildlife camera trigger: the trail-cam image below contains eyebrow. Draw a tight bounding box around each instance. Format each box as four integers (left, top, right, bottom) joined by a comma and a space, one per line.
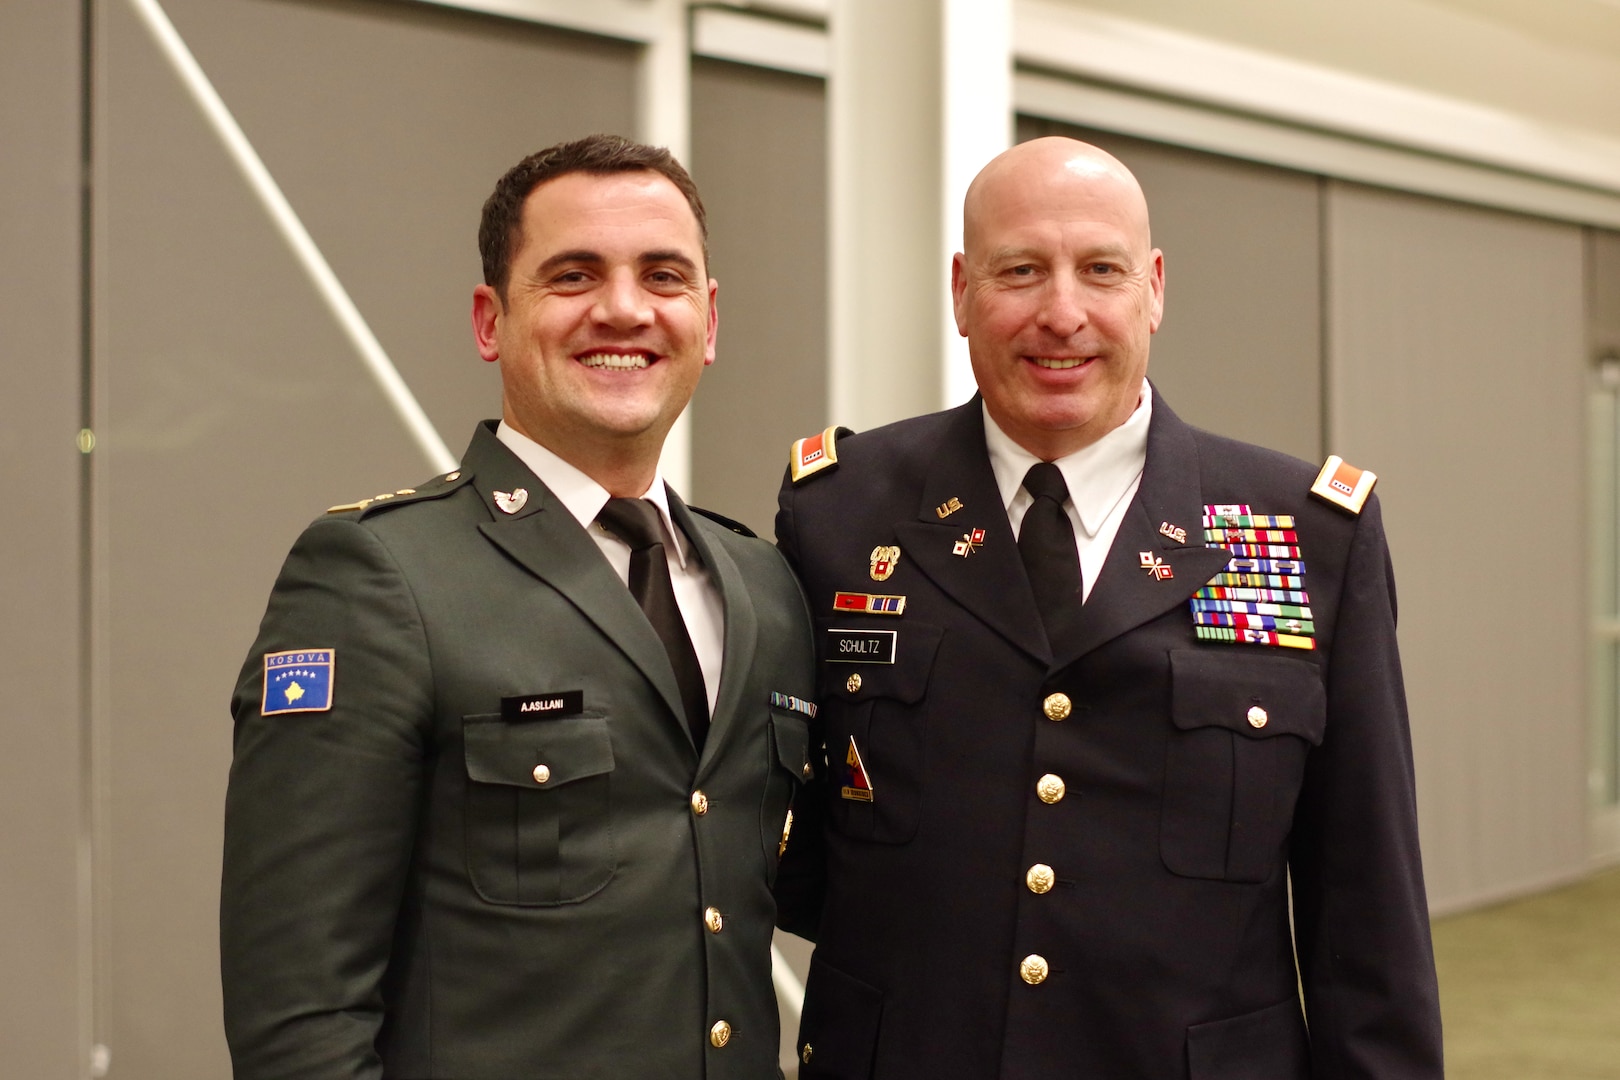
533, 249, 700, 276
986, 243, 1135, 263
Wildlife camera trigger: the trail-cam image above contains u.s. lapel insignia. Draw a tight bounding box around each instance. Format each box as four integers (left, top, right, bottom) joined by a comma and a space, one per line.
951, 528, 987, 557
1158, 521, 1188, 545
1139, 551, 1174, 580
936, 496, 964, 519
869, 545, 900, 581
840, 736, 874, 802
493, 488, 528, 515
1310, 455, 1377, 515
1193, 504, 1316, 650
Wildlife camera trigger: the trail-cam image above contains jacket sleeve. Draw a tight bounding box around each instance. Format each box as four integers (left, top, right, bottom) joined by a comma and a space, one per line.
772, 472, 829, 941
1288, 495, 1445, 1079
220, 517, 433, 1079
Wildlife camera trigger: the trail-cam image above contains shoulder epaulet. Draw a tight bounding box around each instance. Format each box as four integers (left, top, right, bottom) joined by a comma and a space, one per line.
326, 467, 471, 516
689, 506, 757, 537
789, 426, 854, 484
1309, 455, 1376, 515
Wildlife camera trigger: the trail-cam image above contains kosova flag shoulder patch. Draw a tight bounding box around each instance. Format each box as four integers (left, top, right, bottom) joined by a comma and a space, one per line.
262, 649, 335, 715
1310, 455, 1377, 515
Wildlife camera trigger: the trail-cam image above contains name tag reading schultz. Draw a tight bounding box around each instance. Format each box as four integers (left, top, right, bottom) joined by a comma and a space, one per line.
826, 628, 897, 664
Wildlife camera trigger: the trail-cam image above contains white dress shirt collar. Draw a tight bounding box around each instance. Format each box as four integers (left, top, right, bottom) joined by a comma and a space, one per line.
983, 379, 1153, 536
494, 421, 689, 568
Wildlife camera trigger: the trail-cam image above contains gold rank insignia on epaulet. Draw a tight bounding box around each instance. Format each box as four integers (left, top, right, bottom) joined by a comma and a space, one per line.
789, 426, 849, 484
1310, 455, 1377, 515
326, 468, 465, 514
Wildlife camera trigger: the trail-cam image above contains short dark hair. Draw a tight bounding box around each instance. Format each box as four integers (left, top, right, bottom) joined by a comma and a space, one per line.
478, 133, 709, 299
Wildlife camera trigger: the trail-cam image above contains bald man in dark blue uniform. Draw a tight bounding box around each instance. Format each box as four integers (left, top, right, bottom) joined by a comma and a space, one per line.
775, 137, 1442, 1079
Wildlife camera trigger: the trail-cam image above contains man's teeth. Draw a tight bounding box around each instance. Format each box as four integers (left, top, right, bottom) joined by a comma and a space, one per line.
578, 353, 650, 370
1032, 357, 1087, 370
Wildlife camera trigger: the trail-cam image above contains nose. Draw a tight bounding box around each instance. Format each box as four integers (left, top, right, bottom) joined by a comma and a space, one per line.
1036, 273, 1087, 339
592, 269, 654, 331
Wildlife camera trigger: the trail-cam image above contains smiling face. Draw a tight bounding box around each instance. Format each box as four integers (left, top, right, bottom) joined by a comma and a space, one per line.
951, 137, 1164, 460
472, 169, 717, 486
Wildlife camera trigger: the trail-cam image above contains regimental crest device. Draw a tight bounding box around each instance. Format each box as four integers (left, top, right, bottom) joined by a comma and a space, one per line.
869, 545, 900, 581
262, 649, 335, 715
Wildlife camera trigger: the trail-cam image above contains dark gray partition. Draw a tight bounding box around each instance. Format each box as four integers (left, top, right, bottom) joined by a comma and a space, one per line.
1327, 183, 1588, 911
690, 57, 830, 536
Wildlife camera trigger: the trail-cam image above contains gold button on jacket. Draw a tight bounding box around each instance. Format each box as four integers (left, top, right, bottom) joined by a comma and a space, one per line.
1020, 955, 1050, 985
709, 1020, 732, 1048
1026, 863, 1055, 893
1042, 692, 1072, 720
1036, 774, 1066, 804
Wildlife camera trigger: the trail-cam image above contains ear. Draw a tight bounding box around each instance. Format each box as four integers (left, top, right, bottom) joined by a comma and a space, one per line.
1147, 249, 1166, 334
950, 253, 970, 337
702, 278, 719, 367
471, 284, 503, 362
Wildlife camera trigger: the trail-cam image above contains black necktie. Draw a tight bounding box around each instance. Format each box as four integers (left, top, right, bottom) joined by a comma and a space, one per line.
1018, 462, 1083, 648
596, 498, 710, 750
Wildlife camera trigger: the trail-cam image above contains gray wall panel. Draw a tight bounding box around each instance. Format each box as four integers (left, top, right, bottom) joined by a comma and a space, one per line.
96, 1, 636, 1074
0, 3, 88, 1076
1017, 119, 1323, 462
690, 58, 829, 536
1327, 183, 1588, 911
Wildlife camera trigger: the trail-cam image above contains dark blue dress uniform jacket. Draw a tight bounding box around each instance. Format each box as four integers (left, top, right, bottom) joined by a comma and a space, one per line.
773, 391, 1442, 1080
222, 421, 816, 1079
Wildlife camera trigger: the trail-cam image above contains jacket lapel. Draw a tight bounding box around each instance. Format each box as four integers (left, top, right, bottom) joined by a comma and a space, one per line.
1052, 390, 1231, 669
463, 426, 689, 728
892, 401, 1050, 664
668, 493, 757, 768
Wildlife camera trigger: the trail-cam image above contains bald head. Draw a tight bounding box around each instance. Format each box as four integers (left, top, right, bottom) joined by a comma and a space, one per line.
950, 137, 1164, 460
963, 137, 1153, 257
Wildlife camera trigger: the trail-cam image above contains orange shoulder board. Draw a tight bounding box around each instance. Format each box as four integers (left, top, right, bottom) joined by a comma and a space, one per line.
1309, 455, 1377, 515
790, 426, 845, 484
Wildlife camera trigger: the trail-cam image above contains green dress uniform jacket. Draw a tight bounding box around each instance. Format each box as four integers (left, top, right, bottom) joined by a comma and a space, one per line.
773, 391, 1442, 1080
222, 422, 816, 1080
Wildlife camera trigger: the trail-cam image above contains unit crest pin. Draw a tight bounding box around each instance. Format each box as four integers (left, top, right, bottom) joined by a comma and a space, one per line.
869, 545, 900, 582
494, 488, 528, 514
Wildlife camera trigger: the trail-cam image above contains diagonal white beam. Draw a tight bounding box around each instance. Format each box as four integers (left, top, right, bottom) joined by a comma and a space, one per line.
125, 0, 457, 474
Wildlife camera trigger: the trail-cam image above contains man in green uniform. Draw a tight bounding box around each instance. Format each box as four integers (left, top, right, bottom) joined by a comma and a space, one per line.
221, 134, 816, 1079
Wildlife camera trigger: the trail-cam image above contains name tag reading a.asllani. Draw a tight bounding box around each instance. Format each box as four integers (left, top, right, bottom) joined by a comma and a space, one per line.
826, 628, 897, 664
501, 690, 584, 720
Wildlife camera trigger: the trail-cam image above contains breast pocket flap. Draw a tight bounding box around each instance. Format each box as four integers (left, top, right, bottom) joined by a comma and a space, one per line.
1170, 650, 1325, 745
463, 714, 615, 788
820, 620, 944, 704
770, 709, 813, 779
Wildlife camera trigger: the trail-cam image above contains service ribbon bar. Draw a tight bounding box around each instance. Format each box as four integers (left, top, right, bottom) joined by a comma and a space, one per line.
1201, 513, 1295, 529
1194, 504, 1317, 652
1195, 625, 1316, 651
